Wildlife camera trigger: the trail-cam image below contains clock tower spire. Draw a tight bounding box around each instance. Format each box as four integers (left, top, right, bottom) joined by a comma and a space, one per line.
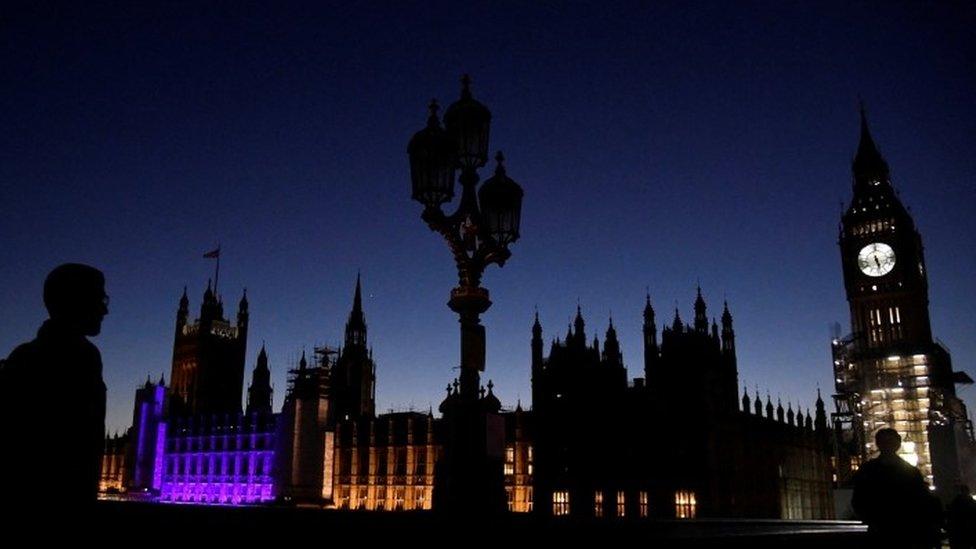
832, 107, 975, 497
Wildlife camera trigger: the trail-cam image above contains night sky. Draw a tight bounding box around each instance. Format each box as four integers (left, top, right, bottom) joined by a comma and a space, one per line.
2, 2, 974, 434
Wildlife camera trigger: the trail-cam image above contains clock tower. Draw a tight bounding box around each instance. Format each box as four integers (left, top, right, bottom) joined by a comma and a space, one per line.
832, 107, 975, 497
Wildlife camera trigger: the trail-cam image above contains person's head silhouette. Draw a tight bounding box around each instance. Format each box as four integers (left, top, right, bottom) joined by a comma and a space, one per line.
875, 427, 902, 457
43, 263, 108, 337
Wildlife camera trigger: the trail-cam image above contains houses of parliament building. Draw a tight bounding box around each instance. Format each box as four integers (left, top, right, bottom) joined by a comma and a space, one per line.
96, 112, 974, 518
99, 276, 833, 518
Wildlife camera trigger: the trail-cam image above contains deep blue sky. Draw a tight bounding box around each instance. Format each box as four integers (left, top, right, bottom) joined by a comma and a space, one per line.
2, 2, 974, 433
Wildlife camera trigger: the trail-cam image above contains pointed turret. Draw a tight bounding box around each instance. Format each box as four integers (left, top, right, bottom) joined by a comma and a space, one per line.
200, 279, 219, 321
755, 389, 763, 416
694, 286, 708, 333
643, 292, 659, 382
237, 288, 249, 336
574, 305, 586, 344
671, 308, 684, 332
815, 388, 828, 433
852, 104, 891, 188
765, 394, 774, 419
247, 344, 273, 415
176, 286, 189, 332
720, 301, 735, 354
787, 402, 795, 426
776, 398, 785, 423
742, 387, 751, 414
602, 317, 622, 368
531, 311, 544, 374
345, 274, 368, 348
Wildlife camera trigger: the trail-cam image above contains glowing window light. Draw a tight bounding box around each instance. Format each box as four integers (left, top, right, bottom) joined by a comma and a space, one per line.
887, 355, 901, 361
553, 491, 570, 516
675, 490, 697, 519
594, 490, 603, 517
617, 491, 626, 517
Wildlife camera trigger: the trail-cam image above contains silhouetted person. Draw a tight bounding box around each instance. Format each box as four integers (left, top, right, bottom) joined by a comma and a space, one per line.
0, 264, 108, 507
948, 485, 976, 549
852, 428, 939, 548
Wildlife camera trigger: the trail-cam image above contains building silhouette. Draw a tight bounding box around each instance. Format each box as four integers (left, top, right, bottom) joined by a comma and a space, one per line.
169, 283, 248, 415
530, 293, 833, 519
830, 109, 976, 498
100, 275, 832, 518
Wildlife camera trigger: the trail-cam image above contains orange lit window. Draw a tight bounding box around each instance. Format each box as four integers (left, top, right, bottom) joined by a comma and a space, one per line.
553, 491, 570, 516
675, 490, 696, 519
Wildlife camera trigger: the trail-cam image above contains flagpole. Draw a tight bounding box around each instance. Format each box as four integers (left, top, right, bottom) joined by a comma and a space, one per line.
214, 244, 221, 296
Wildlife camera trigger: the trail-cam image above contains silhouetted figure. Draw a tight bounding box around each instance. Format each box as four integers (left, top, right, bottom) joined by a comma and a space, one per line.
948, 485, 976, 549
0, 264, 108, 507
852, 428, 940, 548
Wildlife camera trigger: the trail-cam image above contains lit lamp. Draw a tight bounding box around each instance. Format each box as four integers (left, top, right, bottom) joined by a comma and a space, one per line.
407, 75, 524, 514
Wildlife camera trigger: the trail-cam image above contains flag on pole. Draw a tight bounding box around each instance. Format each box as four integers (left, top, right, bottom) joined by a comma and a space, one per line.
203, 247, 220, 259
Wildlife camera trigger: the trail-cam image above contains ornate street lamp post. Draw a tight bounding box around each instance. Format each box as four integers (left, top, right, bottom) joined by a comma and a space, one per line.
408, 75, 523, 514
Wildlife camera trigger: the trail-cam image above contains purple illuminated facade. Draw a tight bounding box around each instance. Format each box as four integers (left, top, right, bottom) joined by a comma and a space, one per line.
108, 278, 374, 506
122, 375, 280, 505
159, 413, 277, 504
115, 282, 282, 505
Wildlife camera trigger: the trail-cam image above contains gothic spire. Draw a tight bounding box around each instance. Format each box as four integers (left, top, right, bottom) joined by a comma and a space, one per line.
644, 291, 654, 322
247, 344, 273, 415
672, 308, 683, 332
694, 285, 708, 333
852, 103, 890, 187
574, 305, 585, 341
603, 316, 622, 367
345, 274, 367, 347
815, 388, 828, 431
353, 272, 363, 314
721, 301, 735, 354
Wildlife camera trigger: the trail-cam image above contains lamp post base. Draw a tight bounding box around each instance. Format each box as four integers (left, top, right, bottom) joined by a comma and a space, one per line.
433, 399, 507, 515
433, 285, 506, 515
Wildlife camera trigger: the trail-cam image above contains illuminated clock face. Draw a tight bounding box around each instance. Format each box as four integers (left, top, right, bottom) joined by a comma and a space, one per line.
857, 242, 896, 277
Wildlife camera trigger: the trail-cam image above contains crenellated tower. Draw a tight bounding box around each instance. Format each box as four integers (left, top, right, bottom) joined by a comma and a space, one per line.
169, 281, 249, 415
